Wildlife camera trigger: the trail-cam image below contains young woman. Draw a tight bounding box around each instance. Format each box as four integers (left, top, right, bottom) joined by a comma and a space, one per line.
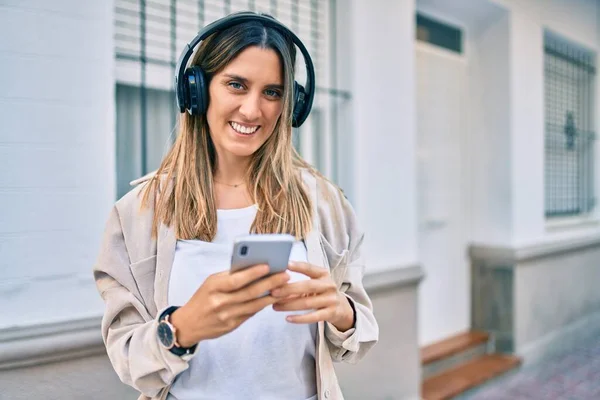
94, 12, 378, 400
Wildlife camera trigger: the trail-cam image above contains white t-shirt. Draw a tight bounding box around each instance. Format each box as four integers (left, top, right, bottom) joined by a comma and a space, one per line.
166, 205, 317, 400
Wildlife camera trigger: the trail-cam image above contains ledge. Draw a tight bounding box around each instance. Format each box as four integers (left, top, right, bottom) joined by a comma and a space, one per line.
364, 264, 425, 293
0, 316, 105, 370
469, 231, 600, 265
0, 265, 425, 370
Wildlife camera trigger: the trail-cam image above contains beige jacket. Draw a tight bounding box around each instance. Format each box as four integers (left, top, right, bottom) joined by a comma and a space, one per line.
93, 170, 379, 400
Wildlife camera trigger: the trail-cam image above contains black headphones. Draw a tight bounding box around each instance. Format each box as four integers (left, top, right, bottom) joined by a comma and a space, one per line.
174, 12, 315, 128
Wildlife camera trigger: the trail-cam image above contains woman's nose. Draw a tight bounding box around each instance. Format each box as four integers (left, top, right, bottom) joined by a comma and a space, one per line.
238, 93, 262, 121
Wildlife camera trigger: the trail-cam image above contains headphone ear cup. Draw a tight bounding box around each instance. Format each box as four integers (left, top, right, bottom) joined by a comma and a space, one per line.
292, 81, 307, 128
184, 66, 208, 115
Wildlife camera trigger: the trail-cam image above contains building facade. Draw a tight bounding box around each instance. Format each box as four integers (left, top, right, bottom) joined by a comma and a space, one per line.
0, 0, 598, 399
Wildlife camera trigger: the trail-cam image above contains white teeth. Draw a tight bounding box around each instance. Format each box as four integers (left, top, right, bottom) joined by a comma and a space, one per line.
230, 122, 259, 134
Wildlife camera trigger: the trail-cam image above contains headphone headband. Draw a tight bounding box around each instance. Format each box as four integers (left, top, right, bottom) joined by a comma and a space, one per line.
174, 12, 315, 127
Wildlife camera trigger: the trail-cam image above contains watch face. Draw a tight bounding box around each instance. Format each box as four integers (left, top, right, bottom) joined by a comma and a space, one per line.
157, 322, 174, 348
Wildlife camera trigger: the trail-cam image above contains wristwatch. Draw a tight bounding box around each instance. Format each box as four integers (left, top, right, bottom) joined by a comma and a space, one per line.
157, 306, 197, 357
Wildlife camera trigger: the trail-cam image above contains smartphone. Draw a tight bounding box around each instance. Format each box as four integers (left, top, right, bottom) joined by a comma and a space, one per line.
230, 233, 295, 276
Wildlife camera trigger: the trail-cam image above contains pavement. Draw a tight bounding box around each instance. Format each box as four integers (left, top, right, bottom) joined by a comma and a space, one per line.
457, 336, 600, 399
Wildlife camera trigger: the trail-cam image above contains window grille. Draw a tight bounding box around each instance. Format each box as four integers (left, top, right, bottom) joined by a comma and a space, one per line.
544, 33, 596, 217
114, 0, 348, 198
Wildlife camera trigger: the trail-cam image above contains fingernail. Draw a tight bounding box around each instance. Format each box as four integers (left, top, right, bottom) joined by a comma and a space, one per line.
271, 289, 281, 296
257, 265, 268, 274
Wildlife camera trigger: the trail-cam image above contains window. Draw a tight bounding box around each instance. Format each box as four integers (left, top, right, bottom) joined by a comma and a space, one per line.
114, 0, 348, 198
544, 32, 596, 217
415, 13, 462, 54
115, 85, 174, 197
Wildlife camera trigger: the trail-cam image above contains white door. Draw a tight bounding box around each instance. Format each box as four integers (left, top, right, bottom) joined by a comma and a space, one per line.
416, 42, 469, 346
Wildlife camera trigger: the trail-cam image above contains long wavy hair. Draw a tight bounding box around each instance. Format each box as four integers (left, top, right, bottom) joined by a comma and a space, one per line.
140, 14, 317, 241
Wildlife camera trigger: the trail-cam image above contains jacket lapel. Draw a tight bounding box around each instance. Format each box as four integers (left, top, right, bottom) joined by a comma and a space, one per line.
300, 169, 330, 397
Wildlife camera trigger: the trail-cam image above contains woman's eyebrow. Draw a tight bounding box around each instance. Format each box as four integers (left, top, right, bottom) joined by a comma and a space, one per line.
223, 73, 249, 83
266, 83, 284, 91
223, 74, 283, 90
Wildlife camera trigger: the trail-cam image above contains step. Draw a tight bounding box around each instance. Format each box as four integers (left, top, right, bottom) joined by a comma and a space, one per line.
421, 331, 490, 365
421, 354, 521, 400
421, 331, 491, 380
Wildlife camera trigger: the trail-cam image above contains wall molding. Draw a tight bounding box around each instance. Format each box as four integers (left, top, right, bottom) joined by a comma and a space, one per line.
0, 316, 105, 370
471, 231, 600, 364
364, 264, 425, 293
0, 265, 425, 370
469, 231, 600, 264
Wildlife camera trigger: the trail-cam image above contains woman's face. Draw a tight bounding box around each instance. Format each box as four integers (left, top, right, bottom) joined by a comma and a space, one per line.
206, 46, 284, 162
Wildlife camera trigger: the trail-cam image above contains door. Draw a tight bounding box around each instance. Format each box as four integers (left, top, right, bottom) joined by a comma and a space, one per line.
416, 42, 469, 346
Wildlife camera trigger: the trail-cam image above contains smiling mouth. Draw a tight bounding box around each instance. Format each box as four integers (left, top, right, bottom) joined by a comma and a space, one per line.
229, 122, 260, 135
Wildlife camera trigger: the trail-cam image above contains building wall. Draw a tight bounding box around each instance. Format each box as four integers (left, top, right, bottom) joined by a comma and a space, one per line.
336, 283, 422, 400
471, 234, 600, 365
348, 0, 419, 272
467, 6, 512, 247
415, 0, 512, 344
0, 0, 115, 329
483, 0, 600, 246
467, 0, 600, 245
1, 0, 598, 398
0, 354, 136, 400
415, 0, 600, 348
467, 0, 600, 366
0, 278, 424, 400
515, 244, 600, 359
0, 0, 424, 398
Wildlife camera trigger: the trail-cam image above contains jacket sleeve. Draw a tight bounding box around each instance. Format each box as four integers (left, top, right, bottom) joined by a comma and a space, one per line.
318, 182, 379, 364
93, 206, 198, 398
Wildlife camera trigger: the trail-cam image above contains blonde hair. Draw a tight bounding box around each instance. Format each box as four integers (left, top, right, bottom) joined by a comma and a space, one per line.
140, 16, 315, 241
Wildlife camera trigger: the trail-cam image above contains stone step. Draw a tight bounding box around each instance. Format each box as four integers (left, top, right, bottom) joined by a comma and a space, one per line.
422, 331, 490, 365
421, 331, 490, 379
421, 354, 521, 400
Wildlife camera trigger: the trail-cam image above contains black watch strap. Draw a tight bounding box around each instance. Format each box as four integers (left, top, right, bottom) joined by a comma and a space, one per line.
158, 306, 197, 356
158, 305, 180, 321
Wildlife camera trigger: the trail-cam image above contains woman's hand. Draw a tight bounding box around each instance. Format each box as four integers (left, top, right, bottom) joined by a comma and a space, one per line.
170, 264, 290, 348
270, 262, 355, 332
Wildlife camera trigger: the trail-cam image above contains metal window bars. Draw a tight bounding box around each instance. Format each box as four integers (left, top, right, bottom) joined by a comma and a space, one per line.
544, 34, 596, 217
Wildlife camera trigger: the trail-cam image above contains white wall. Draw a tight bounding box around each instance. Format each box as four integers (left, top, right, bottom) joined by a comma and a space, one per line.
348, 0, 419, 272
333, 0, 356, 201
416, 0, 599, 346
514, 244, 600, 360
509, 8, 544, 246
336, 286, 422, 399
0, 1, 115, 329
489, 0, 600, 247
468, 7, 513, 246
492, 0, 599, 51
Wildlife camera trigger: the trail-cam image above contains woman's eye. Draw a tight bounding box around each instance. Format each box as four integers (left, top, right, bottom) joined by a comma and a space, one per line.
265, 89, 282, 98
228, 82, 244, 90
